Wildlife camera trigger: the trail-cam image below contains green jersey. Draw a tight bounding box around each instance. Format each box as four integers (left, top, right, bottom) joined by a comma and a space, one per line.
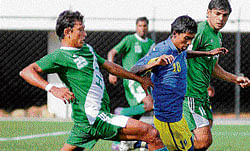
115, 33, 155, 70
114, 33, 155, 106
186, 20, 222, 99
36, 44, 110, 127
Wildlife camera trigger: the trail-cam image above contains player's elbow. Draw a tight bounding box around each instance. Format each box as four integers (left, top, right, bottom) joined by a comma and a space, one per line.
19, 70, 24, 78
130, 66, 142, 75
19, 67, 27, 79
107, 49, 117, 60
19, 63, 40, 79
19, 67, 29, 80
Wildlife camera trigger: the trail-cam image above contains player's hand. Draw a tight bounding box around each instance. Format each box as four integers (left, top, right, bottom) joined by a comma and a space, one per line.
155, 55, 174, 66
50, 87, 75, 104
236, 76, 250, 88
209, 47, 228, 56
140, 76, 154, 95
109, 74, 117, 85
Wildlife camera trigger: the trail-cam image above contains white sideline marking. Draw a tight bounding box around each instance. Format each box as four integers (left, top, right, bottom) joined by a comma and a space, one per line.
212, 132, 250, 136
0, 131, 70, 141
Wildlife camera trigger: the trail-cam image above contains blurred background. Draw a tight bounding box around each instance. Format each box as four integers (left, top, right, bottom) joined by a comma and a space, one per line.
0, 0, 249, 118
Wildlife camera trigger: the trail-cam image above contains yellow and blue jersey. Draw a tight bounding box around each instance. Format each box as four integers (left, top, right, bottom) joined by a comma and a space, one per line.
136, 37, 187, 122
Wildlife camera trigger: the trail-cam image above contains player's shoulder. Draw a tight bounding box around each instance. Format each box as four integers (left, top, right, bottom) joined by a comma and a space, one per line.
197, 21, 207, 32
197, 21, 212, 34
124, 34, 135, 40
51, 49, 64, 56
147, 38, 155, 44
84, 43, 94, 50
154, 39, 171, 51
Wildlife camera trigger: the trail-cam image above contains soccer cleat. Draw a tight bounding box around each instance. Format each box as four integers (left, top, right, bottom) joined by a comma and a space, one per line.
139, 141, 148, 151
119, 141, 136, 151
119, 141, 148, 151
112, 141, 121, 151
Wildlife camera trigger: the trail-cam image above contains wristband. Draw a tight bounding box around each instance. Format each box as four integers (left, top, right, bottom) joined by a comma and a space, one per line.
45, 84, 54, 92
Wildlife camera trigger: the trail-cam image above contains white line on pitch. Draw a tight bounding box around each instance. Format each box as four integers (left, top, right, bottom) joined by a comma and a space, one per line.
212, 132, 250, 136
0, 131, 70, 141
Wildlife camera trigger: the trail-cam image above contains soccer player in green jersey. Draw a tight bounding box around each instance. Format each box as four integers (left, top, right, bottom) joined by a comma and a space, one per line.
108, 17, 155, 118
19, 10, 168, 151
183, 0, 250, 150
108, 17, 155, 150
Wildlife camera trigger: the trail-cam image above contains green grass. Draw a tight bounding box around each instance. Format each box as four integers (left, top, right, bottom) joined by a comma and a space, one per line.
210, 125, 250, 151
0, 120, 249, 151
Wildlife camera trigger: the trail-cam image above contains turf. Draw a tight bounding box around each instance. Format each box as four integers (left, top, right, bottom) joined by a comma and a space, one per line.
0, 120, 249, 151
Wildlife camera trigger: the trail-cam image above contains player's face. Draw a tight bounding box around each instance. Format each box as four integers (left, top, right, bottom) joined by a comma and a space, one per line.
173, 32, 195, 51
207, 9, 230, 32
136, 20, 148, 39
69, 20, 87, 48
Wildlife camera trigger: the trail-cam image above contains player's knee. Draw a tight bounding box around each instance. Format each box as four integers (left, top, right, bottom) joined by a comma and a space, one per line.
60, 144, 84, 151
194, 135, 212, 150
142, 96, 154, 112
143, 103, 153, 112
203, 137, 212, 149
144, 126, 161, 144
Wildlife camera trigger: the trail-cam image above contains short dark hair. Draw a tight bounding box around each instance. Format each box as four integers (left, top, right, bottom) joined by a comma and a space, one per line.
56, 10, 84, 40
136, 17, 149, 25
208, 0, 232, 14
171, 15, 197, 34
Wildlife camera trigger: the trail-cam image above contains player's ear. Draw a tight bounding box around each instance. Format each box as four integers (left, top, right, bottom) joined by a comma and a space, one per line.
207, 9, 211, 18
64, 27, 71, 39
173, 31, 177, 38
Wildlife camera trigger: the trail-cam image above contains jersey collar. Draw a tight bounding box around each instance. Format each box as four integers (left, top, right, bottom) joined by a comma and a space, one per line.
167, 37, 181, 55
60, 46, 80, 50
134, 33, 148, 42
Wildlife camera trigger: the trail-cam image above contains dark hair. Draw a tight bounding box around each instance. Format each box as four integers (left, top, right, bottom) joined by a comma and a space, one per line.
171, 15, 197, 34
56, 10, 84, 40
136, 17, 149, 25
208, 0, 232, 14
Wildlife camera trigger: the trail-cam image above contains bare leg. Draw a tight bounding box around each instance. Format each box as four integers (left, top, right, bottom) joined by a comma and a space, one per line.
60, 143, 85, 151
119, 118, 165, 151
193, 120, 213, 150
142, 95, 154, 112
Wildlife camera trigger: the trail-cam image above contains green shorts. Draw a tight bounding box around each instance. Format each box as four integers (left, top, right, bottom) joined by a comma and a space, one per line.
183, 97, 213, 131
66, 112, 129, 149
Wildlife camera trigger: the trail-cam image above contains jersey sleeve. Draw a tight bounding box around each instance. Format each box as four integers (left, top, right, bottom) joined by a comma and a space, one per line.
136, 46, 164, 66
36, 50, 65, 73
87, 44, 105, 65
113, 36, 129, 54
94, 51, 105, 65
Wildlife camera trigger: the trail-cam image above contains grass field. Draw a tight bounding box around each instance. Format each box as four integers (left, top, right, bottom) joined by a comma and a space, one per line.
0, 119, 249, 151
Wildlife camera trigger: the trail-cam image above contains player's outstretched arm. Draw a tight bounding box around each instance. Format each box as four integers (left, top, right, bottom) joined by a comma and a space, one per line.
130, 55, 174, 75
187, 47, 228, 58
107, 48, 118, 85
101, 60, 153, 95
19, 63, 75, 104
212, 62, 250, 88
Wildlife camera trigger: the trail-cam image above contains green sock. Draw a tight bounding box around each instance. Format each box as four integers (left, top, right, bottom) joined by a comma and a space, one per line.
120, 104, 145, 116
113, 141, 120, 145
